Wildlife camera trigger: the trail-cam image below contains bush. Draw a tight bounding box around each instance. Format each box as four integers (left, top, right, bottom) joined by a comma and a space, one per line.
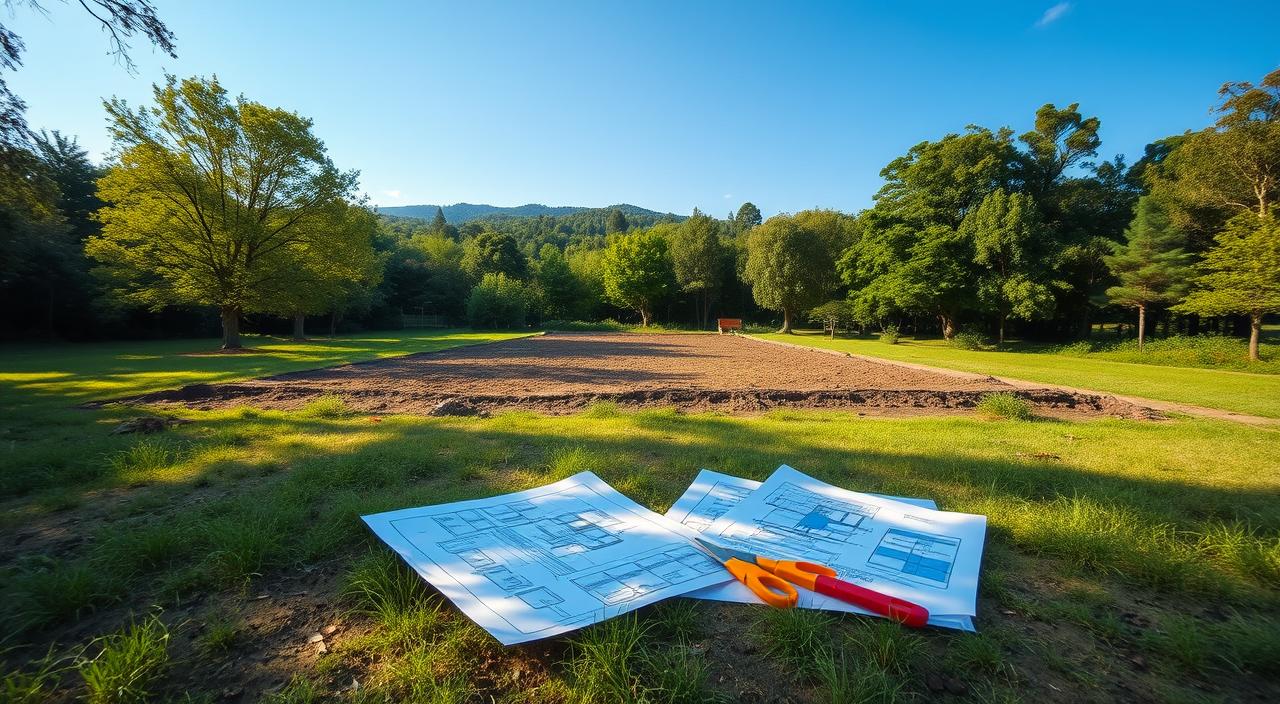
466, 273, 528, 328
540, 319, 627, 332
950, 329, 987, 350
879, 325, 901, 345
976, 392, 1033, 420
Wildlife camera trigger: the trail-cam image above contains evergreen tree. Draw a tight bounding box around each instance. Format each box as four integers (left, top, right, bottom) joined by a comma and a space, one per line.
431, 206, 448, 231
1174, 215, 1280, 361
1104, 197, 1193, 349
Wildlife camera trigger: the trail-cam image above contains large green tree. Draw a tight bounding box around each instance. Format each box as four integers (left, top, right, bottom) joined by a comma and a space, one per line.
532, 243, 582, 320
1103, 197, 1193, 349
962, 189, 1056, 343
1174, 215, 1280, 361
744, 211, 852, 333
733, 202, 762, 234
601, 229, 674, 326
87, 75, 360, 348
667, 209, 726, 328
460, 230, 528, 280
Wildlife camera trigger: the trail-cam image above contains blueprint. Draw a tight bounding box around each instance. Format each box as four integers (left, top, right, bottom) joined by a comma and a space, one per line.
668, 469, 980, 630
362, 471, 731, 645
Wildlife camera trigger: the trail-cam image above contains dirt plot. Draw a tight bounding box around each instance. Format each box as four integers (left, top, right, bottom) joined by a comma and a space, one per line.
128, 333, 1160, 419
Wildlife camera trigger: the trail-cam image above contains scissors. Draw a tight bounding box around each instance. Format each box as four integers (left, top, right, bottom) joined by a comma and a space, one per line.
690, 535, 930, 628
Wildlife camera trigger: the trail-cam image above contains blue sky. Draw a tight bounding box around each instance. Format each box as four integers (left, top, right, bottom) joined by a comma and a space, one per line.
6, 1, 1278, 216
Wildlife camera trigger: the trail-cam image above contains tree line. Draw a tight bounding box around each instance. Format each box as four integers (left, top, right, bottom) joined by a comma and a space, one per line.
1, 66, 1277, 359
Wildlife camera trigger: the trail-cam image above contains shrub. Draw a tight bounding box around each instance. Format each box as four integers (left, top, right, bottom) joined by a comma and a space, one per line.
466, 273, 528, 328
878, 324, 901, 345
540, 319, 626, 332
950, 329, 987, 350
976, 392, 1033, 420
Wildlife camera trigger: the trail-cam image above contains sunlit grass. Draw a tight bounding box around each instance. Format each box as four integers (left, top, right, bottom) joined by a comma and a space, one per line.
758, 331, 1280, 418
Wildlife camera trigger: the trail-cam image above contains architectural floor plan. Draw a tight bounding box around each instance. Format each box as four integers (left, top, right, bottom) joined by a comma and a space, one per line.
363, 472, 729, 645
686, 467, 984, 629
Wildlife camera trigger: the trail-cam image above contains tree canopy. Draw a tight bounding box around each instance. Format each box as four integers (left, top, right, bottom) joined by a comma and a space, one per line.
601, 229, 675, 326
744, 210, 852, 333
86, 75, 362, 348
1104, 197, 1192, 348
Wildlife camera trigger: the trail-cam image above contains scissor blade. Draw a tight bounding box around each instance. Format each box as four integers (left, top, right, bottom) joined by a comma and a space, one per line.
691, 535, 758, 565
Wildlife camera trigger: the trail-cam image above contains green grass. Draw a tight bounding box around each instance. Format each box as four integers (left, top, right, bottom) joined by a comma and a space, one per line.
1, 330, 1278, 701
77, 616, 170, 704
756, 331, 1280, 418
975, 392, 1034, 420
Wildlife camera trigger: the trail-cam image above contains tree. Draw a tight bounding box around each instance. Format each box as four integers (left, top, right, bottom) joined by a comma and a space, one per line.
606, 208, 628, 234
601, 229, 674, 326
532, 244, 582, 320
460, 230, 528, 280
1103, 197, 1193, 349
734, 202, 762, 232
1, 0, 177, 148
668, 209, 726, 328
1174, 215, 1280, 361
1018, 103, 1102, 202
807, 300, 857, 338
466, 273, 528, 328
744, 211, 850, 333
431, 206, 448, 232
260, 201, 381, 340
87, 75, 360, 349
1152, 69, 1280, 223
962, 189, 1056, 343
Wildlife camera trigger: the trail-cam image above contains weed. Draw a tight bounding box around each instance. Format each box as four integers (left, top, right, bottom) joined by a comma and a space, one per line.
813, 647, 903, 704
567, 614, 647, 703
297, 393, 351, 418
639, 644, 710, 704
847, 619, 925, 675
197, 611, 241, 654
755, 608, 834, 678
976, 392, 1033, 420
342, 550, 431, 622
262, 676, 322, 703
201, 512, 284, 585
945, 632, 1005, 674
107, 439, 174, 482
78, 616, 170, 704
1, 647, 69, 703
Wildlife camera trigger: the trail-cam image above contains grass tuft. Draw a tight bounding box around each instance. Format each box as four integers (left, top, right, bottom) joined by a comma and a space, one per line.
107, 439, 175, 482
297, 393, 351, 418
78, 616, 170, 704
342, 550, 431, 622
1, 647, 69, 703
975, 392, 1033, 420
567, 614, 648, 703
754, 608, 835, 679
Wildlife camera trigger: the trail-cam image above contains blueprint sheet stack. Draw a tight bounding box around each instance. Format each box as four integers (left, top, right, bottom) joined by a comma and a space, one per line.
666, 466, 986, 631
362, 465, 987, 645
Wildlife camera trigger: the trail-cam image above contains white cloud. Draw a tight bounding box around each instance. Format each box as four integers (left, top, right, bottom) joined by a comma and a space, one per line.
383, 189, 402, 199
723, 193, 733, 199
1035, 2, 1070, 28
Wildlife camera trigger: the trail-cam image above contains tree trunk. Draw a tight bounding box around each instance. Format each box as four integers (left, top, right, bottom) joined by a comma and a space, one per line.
998, 315, 1007, 344
1249, 312, 1261, 362
292, 312, 306, 341
329, 311, 338, 337
1137, 305, 1146, 351
779, 307, 793, 334
640, 308, 651, 327
220, 306, 242, 349
939, 314, 956, 340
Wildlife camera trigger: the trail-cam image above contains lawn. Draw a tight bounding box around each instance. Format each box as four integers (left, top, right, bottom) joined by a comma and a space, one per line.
758, 332, 1280, 419
1, 331, 1278, 703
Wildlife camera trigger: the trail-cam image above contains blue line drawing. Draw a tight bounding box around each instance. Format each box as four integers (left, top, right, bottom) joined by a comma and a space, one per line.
867, 529, 961, 588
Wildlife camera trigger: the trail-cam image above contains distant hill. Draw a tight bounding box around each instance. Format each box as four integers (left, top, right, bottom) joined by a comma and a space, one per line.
377, 202, 679, 223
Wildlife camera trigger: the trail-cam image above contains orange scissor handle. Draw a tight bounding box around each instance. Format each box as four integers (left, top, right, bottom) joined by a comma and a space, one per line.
725, 557, 799, 608
755, 557, 837, 591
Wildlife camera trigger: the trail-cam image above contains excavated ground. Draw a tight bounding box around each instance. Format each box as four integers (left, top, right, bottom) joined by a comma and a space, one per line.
124, 333, 1161, 419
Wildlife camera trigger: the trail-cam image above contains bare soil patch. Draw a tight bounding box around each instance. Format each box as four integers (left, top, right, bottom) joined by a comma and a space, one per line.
125, 333, 1159, 419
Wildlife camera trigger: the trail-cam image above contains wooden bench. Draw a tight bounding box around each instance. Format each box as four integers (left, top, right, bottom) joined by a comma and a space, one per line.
717, 318, 743, 334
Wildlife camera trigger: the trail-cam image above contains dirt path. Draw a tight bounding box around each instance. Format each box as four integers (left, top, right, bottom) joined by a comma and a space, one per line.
122, 333, 1160, 420
748, 335, 1278, 428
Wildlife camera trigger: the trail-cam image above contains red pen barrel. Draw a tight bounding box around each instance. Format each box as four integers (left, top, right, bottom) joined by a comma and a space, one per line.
812, 575, 930, 628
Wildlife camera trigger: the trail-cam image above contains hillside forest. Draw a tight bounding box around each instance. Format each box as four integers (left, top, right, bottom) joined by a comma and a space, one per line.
2, 68, 1278, 359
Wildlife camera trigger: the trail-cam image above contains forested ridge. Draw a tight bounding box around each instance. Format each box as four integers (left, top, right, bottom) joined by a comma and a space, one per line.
378, 202, 677, 224
2, 63, 1277, 359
